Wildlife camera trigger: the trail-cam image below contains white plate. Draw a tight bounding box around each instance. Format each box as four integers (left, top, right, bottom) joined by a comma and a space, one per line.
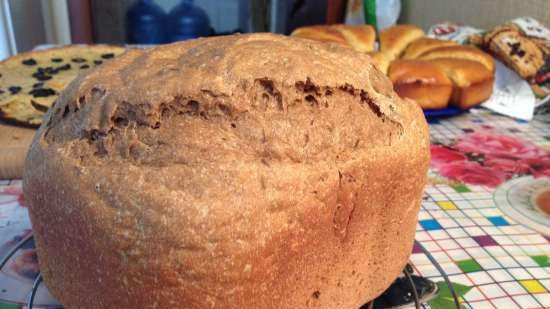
493, 176, 550, 236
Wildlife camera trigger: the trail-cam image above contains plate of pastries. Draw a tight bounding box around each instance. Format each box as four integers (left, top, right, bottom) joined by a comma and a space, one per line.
291, 24, 496, 114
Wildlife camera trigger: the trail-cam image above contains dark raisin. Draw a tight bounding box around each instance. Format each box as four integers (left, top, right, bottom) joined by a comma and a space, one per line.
101, 53, 114, 59
33, 82, 44, 88
29, 88, 56, 97
80, 64, 90, 69
0, 89, 4, 94
32, 72, 52, 81
507, 42, 525, 57
72, 57, 86, 63
8, 86, 22, 94
44, 67, 56, 74
94, 60, 103, 65
22, 58, 37, 66
57, 63, 71, 71
51, 58, 63, 63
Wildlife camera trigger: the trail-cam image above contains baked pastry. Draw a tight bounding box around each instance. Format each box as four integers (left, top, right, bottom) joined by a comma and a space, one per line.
291, 24, 376, 52
418, 45, 495, 73
24, 33, 429, 309
379, 25, 425, 61
430, 58, 494, 109
388, 60, 452, 109
475, 17, 549, 99
485, 28, 544, 78
290, 25, 348, 45
402, 37, 458, 59
366, 51, 390, 74
0, 45, 124, 127
331, 24, 376, 52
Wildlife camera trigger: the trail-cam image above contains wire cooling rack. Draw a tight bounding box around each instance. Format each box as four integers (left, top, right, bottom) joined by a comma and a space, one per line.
0, 233, 460, 309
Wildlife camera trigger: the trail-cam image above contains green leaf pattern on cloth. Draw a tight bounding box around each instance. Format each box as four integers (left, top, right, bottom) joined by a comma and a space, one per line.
428, 281, 473, 309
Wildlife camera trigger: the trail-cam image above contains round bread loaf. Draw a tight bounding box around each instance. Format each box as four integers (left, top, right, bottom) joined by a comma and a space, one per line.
23, 33, 429, 309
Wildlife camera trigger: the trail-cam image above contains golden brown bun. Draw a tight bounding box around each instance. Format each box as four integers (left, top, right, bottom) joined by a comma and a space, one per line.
291, 25, 347, 45
379, 25, 425, 61
418, 45, 495, 73
388, 60, 452, 109
372, 26, 496, 110
430, 58, 494, 109
291, 24, 375, 52
331, 24, 376, 52
23, 34, 429, 309
402, 37, 458, 59
366, 51, 390, 74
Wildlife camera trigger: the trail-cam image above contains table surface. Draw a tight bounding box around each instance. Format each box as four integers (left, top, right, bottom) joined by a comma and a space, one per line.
0, 110, 548, 309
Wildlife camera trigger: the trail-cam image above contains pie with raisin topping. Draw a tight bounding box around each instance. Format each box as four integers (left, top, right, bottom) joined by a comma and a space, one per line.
0, 45, 125, 127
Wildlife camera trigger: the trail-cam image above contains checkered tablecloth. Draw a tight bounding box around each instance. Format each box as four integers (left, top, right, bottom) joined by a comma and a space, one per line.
0, 110, 548, 309
412, 111, 550, 309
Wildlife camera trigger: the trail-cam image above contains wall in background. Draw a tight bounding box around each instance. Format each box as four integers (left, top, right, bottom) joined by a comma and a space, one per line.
8, 0, 47, 52
7, 0, 72, 52
0, 1, 16, 59
401, 0, 550, 30
90, 0, 129, 44
40, 0, 71, 45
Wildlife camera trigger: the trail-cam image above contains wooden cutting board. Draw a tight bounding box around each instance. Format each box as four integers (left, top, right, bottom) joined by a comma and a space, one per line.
0, 122, 36, 179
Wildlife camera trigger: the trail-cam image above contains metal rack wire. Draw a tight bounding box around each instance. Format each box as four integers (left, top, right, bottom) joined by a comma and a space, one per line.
1, 236, 460, 309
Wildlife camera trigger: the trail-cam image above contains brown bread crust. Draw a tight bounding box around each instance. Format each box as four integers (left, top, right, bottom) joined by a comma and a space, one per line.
23, 33, 429, 309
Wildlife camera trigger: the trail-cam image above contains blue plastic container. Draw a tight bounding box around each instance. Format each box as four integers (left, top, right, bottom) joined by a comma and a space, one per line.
126, 0, 167, 44
167, 0, 211, 42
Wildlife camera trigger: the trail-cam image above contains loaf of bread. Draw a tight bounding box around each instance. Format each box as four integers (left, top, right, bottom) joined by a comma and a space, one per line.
388, 60, 453, 109
23, 34, 430, 309
402, 37, 458, 59
430, 58, 495, 109
291, 24, 375, 52
379, 25, 425, 61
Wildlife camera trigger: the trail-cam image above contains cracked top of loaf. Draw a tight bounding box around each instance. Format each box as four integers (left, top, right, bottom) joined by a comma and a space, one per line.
32, 33, 421, 211
37, 33, 414, 165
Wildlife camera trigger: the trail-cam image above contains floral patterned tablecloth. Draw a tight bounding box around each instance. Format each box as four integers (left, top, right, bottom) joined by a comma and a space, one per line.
0, 110, 549, 309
